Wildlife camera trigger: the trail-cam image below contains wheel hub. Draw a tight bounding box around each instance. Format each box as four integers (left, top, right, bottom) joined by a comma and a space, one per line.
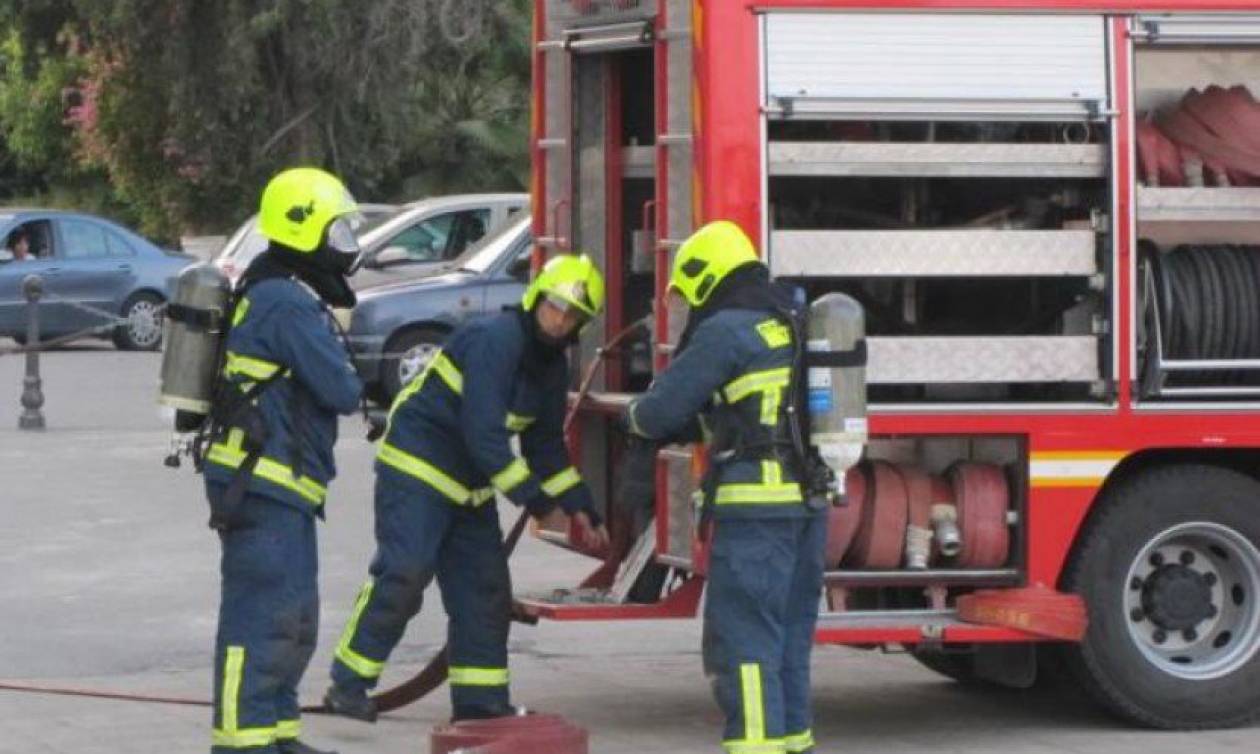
1123, 523, 1260, 681
1141, 565, 1215, 631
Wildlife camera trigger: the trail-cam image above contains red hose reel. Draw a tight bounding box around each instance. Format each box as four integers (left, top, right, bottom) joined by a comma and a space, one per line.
828, 461, 1011, 569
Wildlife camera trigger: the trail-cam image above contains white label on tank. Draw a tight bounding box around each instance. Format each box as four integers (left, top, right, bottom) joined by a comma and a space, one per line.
844, 418, 868, 435
807, 339, 832, 388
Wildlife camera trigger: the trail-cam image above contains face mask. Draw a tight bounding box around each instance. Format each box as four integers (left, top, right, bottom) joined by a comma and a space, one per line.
325, 216, 363, 275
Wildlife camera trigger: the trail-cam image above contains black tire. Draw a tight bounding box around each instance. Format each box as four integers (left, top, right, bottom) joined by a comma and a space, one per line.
1062, 464, 1260, 729
113, 292, 165, 351
381, 327, 447, 403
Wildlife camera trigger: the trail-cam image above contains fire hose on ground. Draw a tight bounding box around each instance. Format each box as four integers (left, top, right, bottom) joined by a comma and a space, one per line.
0, 315, 651, 716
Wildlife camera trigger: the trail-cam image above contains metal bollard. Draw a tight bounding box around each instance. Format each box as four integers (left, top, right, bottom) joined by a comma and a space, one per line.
19, 275, 45, 430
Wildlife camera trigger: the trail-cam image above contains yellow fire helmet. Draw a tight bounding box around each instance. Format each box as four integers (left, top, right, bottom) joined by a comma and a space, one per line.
521, 253, 606, 324
669, 220, 760, 308
258, 167, 361, 263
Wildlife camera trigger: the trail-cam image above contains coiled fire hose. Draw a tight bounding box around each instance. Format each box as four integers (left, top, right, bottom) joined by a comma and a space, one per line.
0, 317, 650, 715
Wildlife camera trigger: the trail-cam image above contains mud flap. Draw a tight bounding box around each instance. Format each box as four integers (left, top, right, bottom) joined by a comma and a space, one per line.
973, 643, 1037, 689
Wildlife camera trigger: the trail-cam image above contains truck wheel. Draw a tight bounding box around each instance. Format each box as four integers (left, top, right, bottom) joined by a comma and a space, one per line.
382, 327, 446, 402
1063, 464, 1260, 729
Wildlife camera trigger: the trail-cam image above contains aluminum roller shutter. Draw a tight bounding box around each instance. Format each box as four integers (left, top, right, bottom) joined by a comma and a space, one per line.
763, 13, 1109, 120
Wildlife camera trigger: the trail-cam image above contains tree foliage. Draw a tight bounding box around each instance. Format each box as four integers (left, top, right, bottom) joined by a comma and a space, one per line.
0, 0, 531, 240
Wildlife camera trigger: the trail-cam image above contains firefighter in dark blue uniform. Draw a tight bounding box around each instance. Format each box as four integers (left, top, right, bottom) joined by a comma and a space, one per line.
323, 254, 610, 723
203, 168, 365, 754
624, 221, 826, 754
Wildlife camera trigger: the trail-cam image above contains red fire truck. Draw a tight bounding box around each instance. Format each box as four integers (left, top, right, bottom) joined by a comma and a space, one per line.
520, 0, 1260, 729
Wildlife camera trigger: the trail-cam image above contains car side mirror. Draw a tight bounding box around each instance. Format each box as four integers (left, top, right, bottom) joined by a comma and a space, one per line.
373, 245, 413, 268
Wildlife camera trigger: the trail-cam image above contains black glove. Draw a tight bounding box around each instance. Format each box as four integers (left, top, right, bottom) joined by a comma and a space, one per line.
522, 490, 559, 520
365, 410, 386, 442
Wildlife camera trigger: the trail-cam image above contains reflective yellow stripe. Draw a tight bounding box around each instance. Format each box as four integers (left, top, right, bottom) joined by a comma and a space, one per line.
627, 402, 647, 437
448, 666, 510, 686
716, 460, 802, 505
231, 297, 251, 328
205, 434, 327, 506
740, 663, 765, 744
213, 727, 278, 748
721, 367, 790, 426
755, 319, 791, 349
223, 646, 244, 733
491, 458, 530, 493
506, 412, 536, 432
759, 384, 782, 425
223, 351, 284, 381
469, 487, 496, 505
213, 646, 280, 748
431, 353, 463, 395
377, 442, 474, 504
275, 719, 301, 741
722, 741, 786, 754
383, 351, 461, 440
715, 484, 803, 505
722, 368, 791, 404
335, 581, 385, 679
784, 730, 815, 753
541, 466, 581, 497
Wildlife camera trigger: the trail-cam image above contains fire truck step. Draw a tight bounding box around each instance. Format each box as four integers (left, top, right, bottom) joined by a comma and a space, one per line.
815, 608, 1046, 645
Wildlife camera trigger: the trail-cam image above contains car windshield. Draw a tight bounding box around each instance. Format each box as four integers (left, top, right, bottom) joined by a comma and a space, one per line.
452, 215, 529, 274
356, 212, 398, 237
356, 203, 445, 250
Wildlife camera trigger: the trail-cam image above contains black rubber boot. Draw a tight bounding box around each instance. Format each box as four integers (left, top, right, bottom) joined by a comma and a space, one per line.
323, 684, 378, 723
277, 740, 339, 754
451, 704, 529, 723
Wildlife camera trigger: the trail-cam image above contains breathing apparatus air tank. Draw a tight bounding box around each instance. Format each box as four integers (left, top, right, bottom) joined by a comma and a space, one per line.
806, 293, 868, 498
159, 263, 231, 433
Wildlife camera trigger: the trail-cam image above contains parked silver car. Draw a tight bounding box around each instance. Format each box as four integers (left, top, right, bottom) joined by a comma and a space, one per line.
214, 194, 526, 289
0, 209, 196, 350
348, 214, 533, 401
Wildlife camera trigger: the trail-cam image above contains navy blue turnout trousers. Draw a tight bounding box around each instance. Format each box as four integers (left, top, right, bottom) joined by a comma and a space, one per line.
210, 486, 319, 753
330, 476, 512, 718
703, 513, 828, 754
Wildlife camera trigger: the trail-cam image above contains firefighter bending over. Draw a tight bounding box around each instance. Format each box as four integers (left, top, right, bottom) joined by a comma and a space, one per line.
324, 254, 611, 723
203, 168, 365, 754
623, 221, 827, 754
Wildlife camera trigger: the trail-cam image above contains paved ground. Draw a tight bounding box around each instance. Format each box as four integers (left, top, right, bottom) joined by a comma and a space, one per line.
1, 343, 1258, 753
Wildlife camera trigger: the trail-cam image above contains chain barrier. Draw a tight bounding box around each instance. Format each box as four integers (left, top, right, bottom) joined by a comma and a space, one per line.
0, 287, 165, 358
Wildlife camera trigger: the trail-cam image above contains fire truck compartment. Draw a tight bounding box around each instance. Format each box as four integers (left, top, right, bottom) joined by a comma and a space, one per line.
1133, 31, 1260, 400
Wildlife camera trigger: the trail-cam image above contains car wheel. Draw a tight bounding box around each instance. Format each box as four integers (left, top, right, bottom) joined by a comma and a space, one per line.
382, 327, 447, 403
1062, 464, 1260, 729
113, 292, 165, 351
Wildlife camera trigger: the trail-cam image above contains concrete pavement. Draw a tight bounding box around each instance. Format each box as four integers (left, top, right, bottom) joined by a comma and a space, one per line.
1, 344, 1257, 753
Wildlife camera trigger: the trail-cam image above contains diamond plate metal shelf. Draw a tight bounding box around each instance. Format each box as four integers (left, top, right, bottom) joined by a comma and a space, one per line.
867, 336, 1100, 384
1138, 186, 1260, 223
770, 230, 1099, 278
769, 141, 1108, 178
